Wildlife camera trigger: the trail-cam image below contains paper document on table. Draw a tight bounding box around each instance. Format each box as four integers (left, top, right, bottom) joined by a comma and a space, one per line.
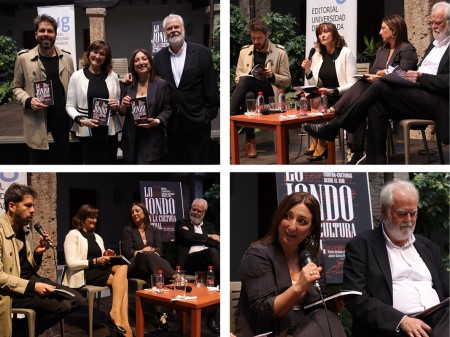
171, 295, 197, 301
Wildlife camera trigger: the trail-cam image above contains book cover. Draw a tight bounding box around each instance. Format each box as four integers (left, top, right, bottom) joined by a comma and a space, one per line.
34, 80, 54, 106
92, 98, 111, 126
110, 255, 131, 265
130, 97, 149, 124
380, 67, 418, 87
293, 85, 321, 95
303, 290, 362, 310
412, 297, 449, 319
240, 64, 267, 81
53, 288, 75, 297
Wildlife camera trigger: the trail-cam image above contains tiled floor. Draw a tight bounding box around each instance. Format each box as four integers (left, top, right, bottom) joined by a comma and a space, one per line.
233, 126, 449, 165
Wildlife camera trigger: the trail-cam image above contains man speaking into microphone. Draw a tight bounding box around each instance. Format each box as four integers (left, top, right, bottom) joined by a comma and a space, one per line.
0, 183, 82, 337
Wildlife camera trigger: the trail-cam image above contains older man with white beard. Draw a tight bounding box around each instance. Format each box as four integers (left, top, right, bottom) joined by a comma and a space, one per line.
153, 14, 219, 164
174, 198, 220, 333
343, 179, 449, 337
303, 1, 450, 164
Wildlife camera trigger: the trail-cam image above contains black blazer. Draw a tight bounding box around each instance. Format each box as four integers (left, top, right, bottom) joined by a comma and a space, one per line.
343, 225, 449, 337
120, 77, 172, 163
174, 218, 219, 268
153, 41, 219, 132
371, 42, 418, 73
235, 242, 331, 337
121, 225, 163, 259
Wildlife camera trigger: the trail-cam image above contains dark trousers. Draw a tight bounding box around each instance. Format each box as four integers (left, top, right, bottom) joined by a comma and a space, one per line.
230, 76, 274, 140
79, 134, 119, 164
167, 120, 211, 164
335, 80, 448, 163
28, 127, 70, 164
183, 247, 220, 282
12, 276, 83, 337
129, 251, 176, 281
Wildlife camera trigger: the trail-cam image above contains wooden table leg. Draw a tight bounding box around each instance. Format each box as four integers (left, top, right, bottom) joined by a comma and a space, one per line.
327, 140, 336, 164
230, 119, 240, 164
135, 294, 144, 337
190, 308, 202, 337
179, 311, 187, 335
276, 125, 288, 164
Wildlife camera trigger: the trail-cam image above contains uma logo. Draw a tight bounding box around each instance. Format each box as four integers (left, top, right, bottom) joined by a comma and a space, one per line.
336, 0, 346, 3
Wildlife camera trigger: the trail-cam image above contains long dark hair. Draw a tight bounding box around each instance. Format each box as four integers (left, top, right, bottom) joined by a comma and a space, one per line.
72, 204, 100, 232
81, 40, 113, 74
129, 202, 151, 229
315, 22, 347, 55
129, 49, 157, 87
381, 15, 410, 49
257, 192, 321, 259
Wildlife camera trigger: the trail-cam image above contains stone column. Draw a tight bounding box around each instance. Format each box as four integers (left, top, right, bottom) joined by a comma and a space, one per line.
240, 0, 271, 18
30, 173, 57, 281
86, 8, 107, 43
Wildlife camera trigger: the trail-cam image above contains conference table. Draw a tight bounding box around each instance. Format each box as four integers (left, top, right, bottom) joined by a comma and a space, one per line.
135, 284, 220, 337
230, 109, 336, 164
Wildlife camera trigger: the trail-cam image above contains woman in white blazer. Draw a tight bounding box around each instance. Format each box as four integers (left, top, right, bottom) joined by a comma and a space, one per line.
66, 40, 122, 164
301, 23, 356, 161
63, 204, 132, 337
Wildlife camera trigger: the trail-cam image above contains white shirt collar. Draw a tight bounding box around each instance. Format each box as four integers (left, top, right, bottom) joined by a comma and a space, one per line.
169, 40, 187, 56
433, 35, 450, 47
381, 221, 416, 248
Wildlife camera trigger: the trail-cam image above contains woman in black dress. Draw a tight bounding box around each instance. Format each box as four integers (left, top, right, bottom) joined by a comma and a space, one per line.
63, 204, 132, 337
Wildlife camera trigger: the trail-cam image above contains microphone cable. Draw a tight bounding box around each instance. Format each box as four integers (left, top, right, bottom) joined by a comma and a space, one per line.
317, 289, 333, 337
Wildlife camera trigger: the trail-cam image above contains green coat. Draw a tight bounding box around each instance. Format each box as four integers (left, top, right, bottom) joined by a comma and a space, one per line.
11, 45, 74, 150
0, 213, 40, 337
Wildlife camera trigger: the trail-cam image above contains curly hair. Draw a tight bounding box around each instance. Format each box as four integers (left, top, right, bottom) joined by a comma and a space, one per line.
248, 18, 269, 35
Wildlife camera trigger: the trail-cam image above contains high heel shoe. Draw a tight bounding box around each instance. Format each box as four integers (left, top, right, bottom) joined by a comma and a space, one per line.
107, 314, 126, 335
308, 149, 327, 161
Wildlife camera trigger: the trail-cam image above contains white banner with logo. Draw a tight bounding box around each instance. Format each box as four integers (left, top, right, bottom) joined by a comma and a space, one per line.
0, 173, 28, 215
38, 5, 77, 70
305, 0, 357, 58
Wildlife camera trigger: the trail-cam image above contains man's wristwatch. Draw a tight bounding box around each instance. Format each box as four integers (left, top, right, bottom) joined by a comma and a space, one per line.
330, 89, 334, 96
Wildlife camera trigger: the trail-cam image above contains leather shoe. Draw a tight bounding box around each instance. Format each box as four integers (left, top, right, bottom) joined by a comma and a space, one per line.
303, 121, 340, 142
207, 316, 220, 334
245, 138, 257, 158
308, 149, 327, 161
304, 149, 315, 156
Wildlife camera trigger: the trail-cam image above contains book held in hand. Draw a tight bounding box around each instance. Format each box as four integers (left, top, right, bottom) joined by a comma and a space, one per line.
293, 85, 321, 95
412, 297, 449, 319
34, 80, 54, 105
240, 64, 267, 80
379, 66, 418, 87
130, 97, 149, 124
92, 98, 111, 126
53, 288, 75, 297
303, 290, 362, 310
109, 255, 131, 265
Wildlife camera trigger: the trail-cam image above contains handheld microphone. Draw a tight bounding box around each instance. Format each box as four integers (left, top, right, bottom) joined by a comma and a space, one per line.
300, 250, 322, 295
307, 47, 316, 61
33, 223, 54, 248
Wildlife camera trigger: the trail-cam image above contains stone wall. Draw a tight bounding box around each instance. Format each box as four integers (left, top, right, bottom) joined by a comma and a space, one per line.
239, 0, 271, 18
30, 172, 57, 281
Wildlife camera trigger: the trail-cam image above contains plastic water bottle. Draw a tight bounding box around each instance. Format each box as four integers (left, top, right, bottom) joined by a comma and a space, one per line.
156, 269, 164, 293
175, 265, 183, 287
278, 89, 286, 112
206, 265, 215, 287
319, 91, 328, 113
256, 91, 265, 114
299, 93, 308, 116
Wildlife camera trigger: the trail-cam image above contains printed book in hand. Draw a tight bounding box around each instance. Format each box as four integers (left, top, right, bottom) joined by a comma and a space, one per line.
412, 297, 449, 319
34, 80, 54, 106
380, 67, 418, 87
130, 97, 149, 124
110, 255, 131, 265
303, 290, 362, 310
240, 64, 267, 80
293, 85, 321, 95
92, 98, 111, 126
53, 288, 75, 297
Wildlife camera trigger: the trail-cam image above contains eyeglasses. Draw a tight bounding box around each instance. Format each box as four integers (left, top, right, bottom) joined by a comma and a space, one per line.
396, 209, 418, 218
